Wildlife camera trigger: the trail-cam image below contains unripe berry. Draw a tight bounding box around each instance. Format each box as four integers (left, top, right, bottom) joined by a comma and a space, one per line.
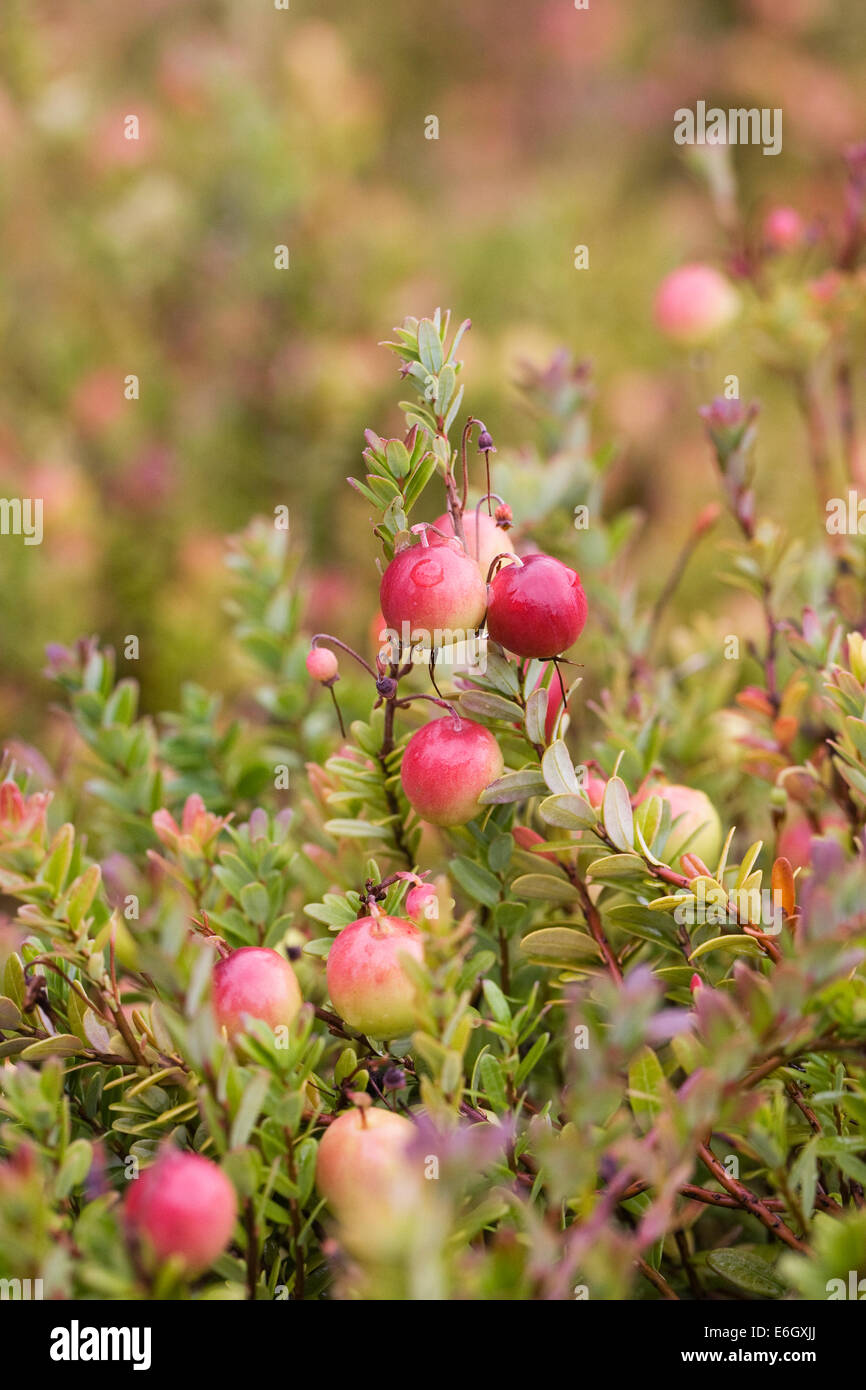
487, 554, 587, 659
327, 915, 423, 1039
653, 264, 740, 345
379, 537, 487, 638
513, 825, 558, 864
315, 1107, 418, 1253
213, 946, 302, 1040
306, 647, 339, 682
636, 781, 722, 869
431, 511, 515, 580
124, 1149, 236, 1272
401, 716, 504, 826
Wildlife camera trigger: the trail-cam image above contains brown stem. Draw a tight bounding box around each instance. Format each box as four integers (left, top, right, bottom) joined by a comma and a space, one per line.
697, 1142, 811, 1253
635, 1256, 679, 1300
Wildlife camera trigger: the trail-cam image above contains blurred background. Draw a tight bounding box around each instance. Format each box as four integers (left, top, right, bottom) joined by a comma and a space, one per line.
2, 0, 866, 747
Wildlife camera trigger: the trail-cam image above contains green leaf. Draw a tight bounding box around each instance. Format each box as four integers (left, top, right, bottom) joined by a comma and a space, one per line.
519, 928, 598, 965
482, 979, 512, 1026
56, 1139, 93, 1198
451, 857, 502, 908
239, 882, 270, 926
294, 1137, 318, 1206
478, 1053, 508, 1113
487, 833, 514, 875
417, 318, 443, 374
443, 384, 465, 434
586, 853, 645, 880
323, 820, 391, 839
303, 937, 335, 957
66, 864, 102, 931
0, 996, 22, 1029
20, 1034, 82, 1060
524, 688, 547, 746
2, 954, 25, 1009
538, 793, 596, 830
403, 453, 437, 512
384, 440, 411, 479
40, 823, 75, 895
515, 1033, 550, 1084
511, 874, 578, 903
602, 777, 634, 852
542, 741, 580, 795
706, 1249, 787, 1298
459, 691, 523, 722
628, 1047, 665, 1132
436, 363, 456, 415
478, 769, 548, 804
230, 1071, 270, 1149
688, 934, 765, 961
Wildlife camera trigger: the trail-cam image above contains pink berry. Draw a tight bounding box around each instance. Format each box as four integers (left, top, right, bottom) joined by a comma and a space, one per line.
212, 946, 302, 1040
316, 1107, 416, 1222
124, 1149, 237, 1272
431, 511, 515, 580
487, 554, 587, 659
763, 206, 804, 251
405, 882, 438, 918
326, 915, 424, 1039
653, 264, 740, 345
401, 716, 504, 826
306, 647, 339, 682
379, 538, 487, 640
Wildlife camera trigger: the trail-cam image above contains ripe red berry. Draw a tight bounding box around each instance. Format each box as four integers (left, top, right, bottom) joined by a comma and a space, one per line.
487, 554, 587, 659
431, 511, 515, 580
401, 716, 504, 826
124, 1149, 237, 1272
212, 946, 302, 1040
315, 1107, 417, 1248
306, 647, 339, 682
379, 537, 486, 640
326, 915, 424, 1039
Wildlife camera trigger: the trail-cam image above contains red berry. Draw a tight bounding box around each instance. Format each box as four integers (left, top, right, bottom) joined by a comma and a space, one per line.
379, 538, 487, 640
124, 1149, 236, 1272
213, 946, 302, 1040
306, 647, 339, 682
431, 511, 515, 580
326, 915, 424, 1039
487, 554, 587, 659
401, 716, 504, 826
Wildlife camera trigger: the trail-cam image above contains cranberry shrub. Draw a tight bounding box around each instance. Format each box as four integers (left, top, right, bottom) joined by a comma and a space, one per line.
3, 170, 866, 1297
